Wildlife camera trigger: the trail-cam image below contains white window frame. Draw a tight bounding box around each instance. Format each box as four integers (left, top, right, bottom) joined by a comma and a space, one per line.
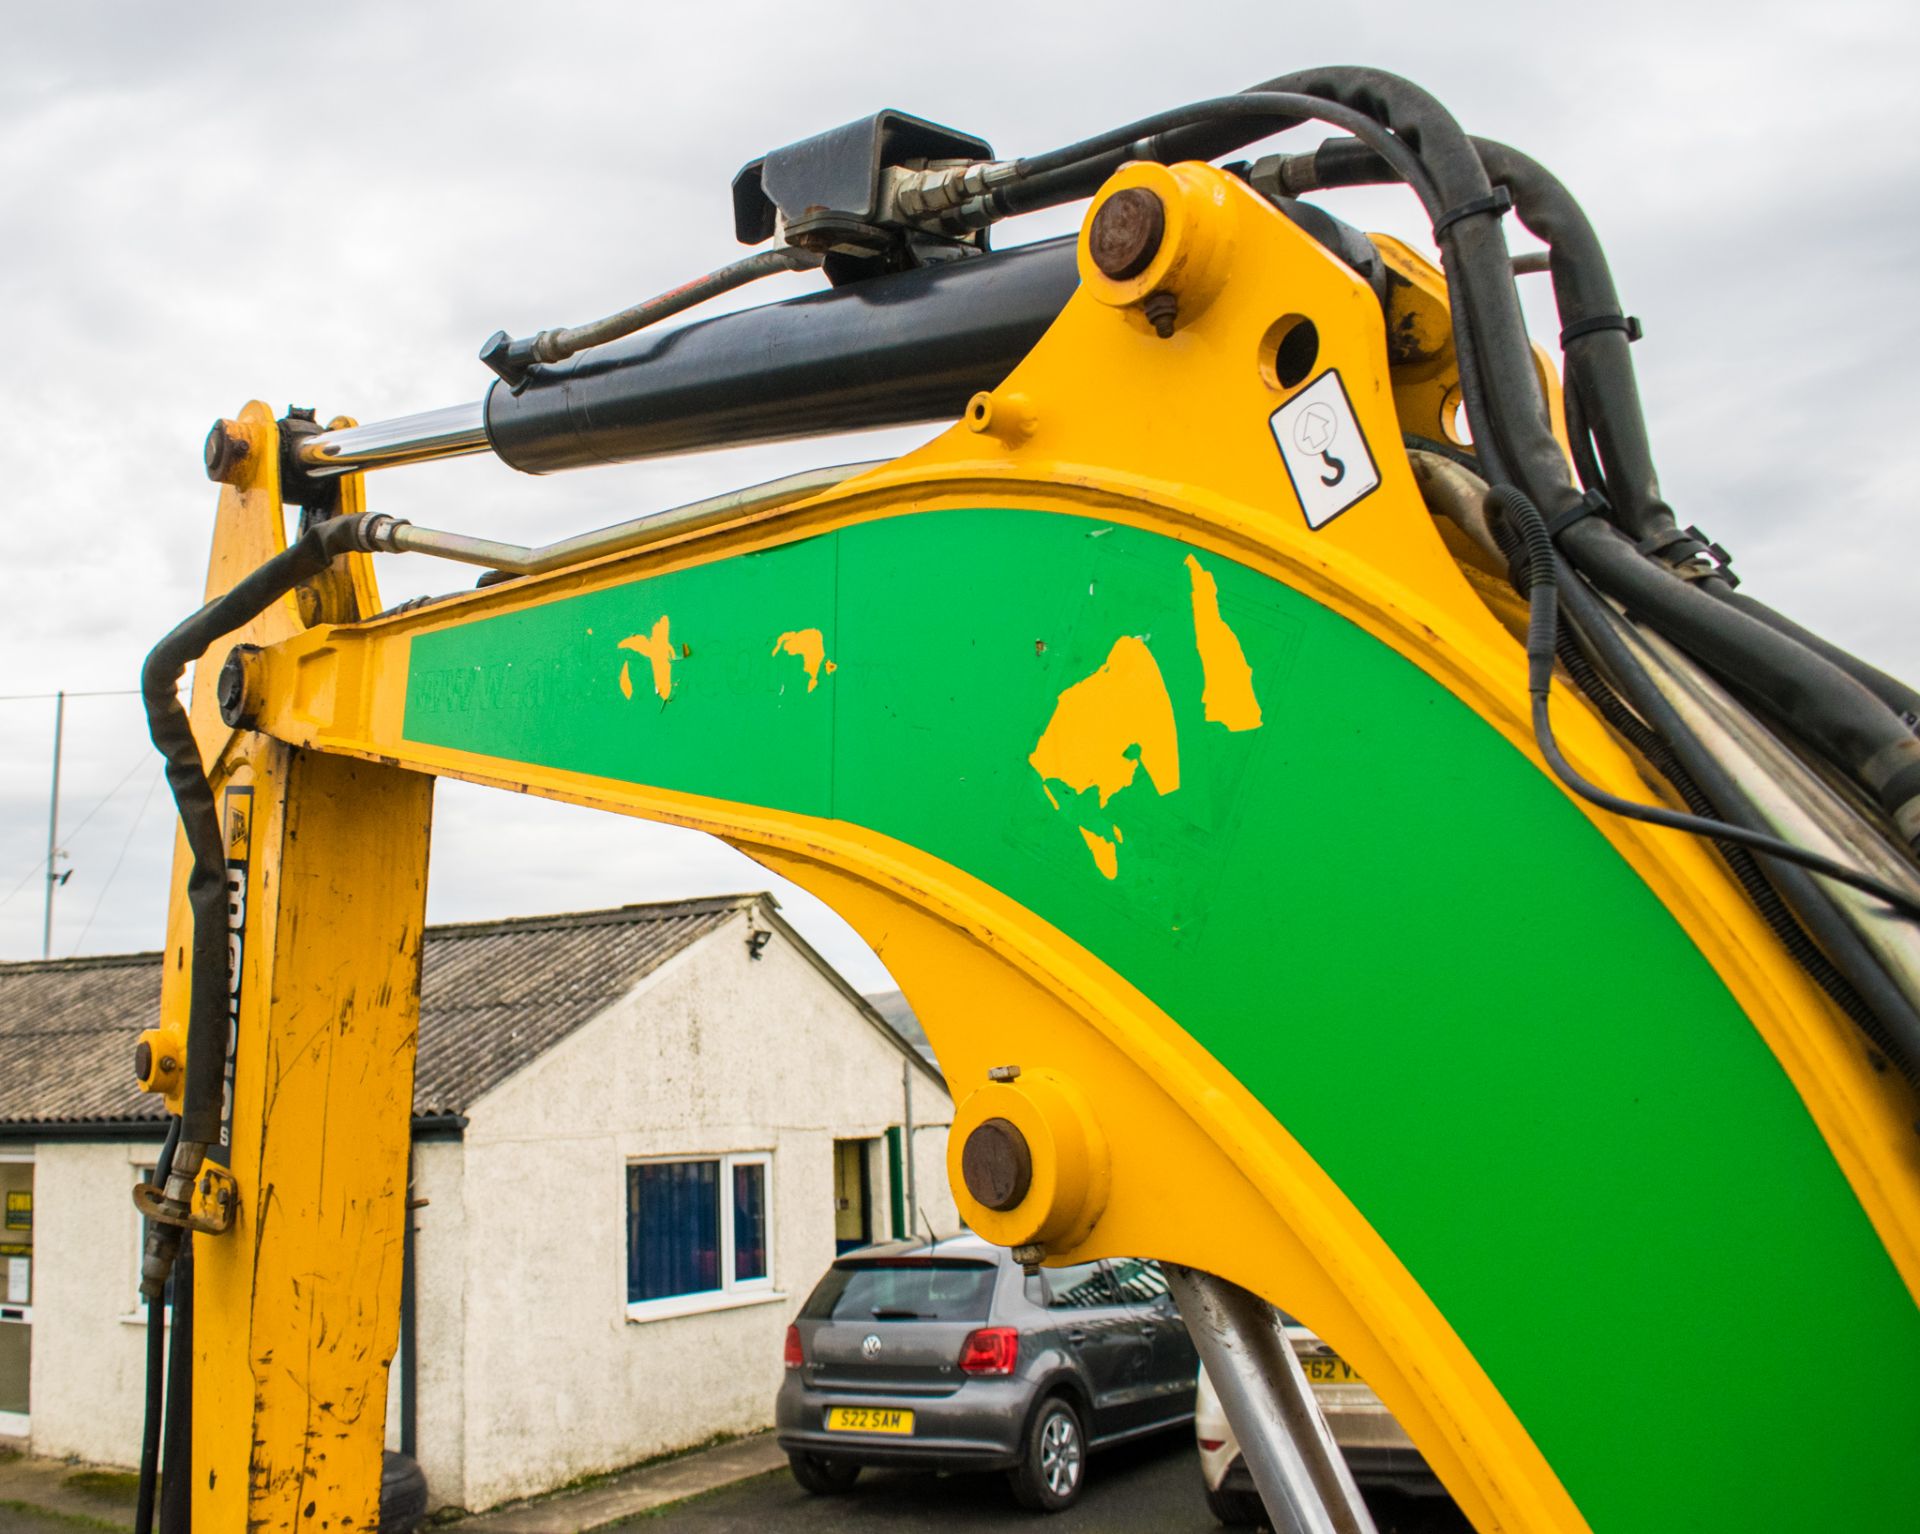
624, 1150, 779, 1323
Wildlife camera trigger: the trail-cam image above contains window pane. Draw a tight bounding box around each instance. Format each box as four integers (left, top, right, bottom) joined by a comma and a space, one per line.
1045, 1260, 1116, 1309
628, 1160, 720, 1303
1107, 1257, 1169, 1304
733, 1162, 767, 1282
802, 1259, 996, 1322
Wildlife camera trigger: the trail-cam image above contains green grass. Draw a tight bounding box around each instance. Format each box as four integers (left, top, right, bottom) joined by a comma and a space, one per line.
0, 1500, 123, 1532
63, 1470, 140, 1503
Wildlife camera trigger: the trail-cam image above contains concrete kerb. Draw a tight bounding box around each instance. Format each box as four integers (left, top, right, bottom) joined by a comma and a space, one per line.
452, 1432, 788, 1532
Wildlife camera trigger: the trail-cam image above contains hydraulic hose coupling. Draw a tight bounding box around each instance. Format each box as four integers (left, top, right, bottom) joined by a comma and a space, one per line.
949, 1066, 1110, 1254
1079, 161, 1240, 340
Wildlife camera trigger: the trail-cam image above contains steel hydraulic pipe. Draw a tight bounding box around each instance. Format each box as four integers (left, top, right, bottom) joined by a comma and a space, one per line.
1164, 1266, 1379, 1534
296, 403, 491, 477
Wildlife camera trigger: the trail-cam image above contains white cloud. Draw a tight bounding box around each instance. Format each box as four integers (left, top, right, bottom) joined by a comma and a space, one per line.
4, 0, 1916, 980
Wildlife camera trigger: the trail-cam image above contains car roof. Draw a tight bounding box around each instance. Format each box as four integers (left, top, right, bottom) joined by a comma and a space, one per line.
835, 1231, 1002, 1263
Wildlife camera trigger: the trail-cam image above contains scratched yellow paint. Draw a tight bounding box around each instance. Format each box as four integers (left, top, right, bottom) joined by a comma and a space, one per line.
1186, 555, 1262, 731
618, 615, 676, 700
772, 627, 836, 691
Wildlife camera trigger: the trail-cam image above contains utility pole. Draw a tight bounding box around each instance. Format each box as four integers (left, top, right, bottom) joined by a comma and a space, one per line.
902, 1055, 918, 1239
42, 690, 65, 958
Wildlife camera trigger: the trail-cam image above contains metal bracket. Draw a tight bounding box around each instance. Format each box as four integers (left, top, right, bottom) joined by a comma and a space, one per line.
189, 1164, 240, 1234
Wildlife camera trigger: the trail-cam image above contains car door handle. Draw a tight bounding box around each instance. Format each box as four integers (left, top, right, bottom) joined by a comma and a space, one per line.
1067, 1330, 1088, 1345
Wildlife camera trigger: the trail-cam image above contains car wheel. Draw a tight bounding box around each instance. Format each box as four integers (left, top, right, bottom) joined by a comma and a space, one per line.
787, 1451, 861, 1494
1203, 1480, 1268, 1527
1009, 1396, 1087, 1512
378, 1451, 428, 1533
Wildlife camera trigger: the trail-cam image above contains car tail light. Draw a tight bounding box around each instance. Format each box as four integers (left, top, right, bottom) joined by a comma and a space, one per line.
958, 1326, 1020, 1376
1198, 1438, 1226, 1452
784, 1324, 804, 1369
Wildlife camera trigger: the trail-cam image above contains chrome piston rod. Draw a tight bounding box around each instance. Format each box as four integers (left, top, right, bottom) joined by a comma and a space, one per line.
296, 403, 490, 478
1164, 1265, 1379, 1534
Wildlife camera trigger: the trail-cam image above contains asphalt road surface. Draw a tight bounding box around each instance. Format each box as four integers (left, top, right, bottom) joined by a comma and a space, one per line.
615, 1430, 1474, 1532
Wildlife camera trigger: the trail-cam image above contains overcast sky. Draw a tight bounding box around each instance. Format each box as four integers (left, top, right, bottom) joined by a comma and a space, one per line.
3, 1, 1914, 990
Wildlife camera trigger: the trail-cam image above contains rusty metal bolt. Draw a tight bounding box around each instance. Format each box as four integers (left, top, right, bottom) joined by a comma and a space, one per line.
961, 1116, 1034, 1212
1142, 292, 1178, 339
1089, 187, 1166, 280
987, 1064, 1022, 1083
216, 644, 261, 728
204, 419, 252, 484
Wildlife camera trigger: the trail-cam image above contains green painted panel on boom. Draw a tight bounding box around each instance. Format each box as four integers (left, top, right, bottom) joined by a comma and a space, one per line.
405, 506, 1920, 1531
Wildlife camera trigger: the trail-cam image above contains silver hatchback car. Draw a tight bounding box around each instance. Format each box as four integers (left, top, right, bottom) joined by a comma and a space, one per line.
776, 1234, 1198, 1511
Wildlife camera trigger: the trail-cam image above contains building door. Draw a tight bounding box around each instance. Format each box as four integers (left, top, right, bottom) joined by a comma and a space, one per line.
832, 1139, 873, 1255
0, 1156, 32, 1437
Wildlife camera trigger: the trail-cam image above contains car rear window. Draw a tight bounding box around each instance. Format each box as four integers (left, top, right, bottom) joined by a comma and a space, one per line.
802, 1259, 997, 1322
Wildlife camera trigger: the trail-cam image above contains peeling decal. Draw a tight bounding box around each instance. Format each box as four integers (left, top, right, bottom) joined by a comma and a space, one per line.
1185, 555, 1262, 732
618, 615, 676, 701
772, 628, 836, 692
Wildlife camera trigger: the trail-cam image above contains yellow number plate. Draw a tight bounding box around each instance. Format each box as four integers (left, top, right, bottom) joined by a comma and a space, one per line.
825, 1406, 915, 1435
1302, 1356, 1359, 1384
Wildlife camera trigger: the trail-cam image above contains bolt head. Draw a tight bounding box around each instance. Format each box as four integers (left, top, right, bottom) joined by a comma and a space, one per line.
216, 646, 259, 728
961, 1116, 1033, 1212
203, 420, 251, 484
1089, 188, 1166, 280
987, 1064, 1021, 1083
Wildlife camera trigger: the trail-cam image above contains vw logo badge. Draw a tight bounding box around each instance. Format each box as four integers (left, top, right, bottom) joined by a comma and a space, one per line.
861, 1334, 882, 1359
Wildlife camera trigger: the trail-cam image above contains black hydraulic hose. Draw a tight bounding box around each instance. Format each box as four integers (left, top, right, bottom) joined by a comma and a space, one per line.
1557, 542, 1920, 1079
1493, 483, 1920, 922
1492, 499, 1920, 1080
1704, 581, 1920, 731
997, 91, 1442, 221
1250, 81, 1920, 851
1562, 374, 1609, 499
134, 1115, 182, 1534
1558, 515, 1920, 852
141, 512, 384, 1159
1307, 133, 1920, 734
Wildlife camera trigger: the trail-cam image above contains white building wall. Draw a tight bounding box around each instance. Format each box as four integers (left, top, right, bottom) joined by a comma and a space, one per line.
24, 1138, 166, 1464
439, 913, 955, 1512
407, 1136, 466, 1505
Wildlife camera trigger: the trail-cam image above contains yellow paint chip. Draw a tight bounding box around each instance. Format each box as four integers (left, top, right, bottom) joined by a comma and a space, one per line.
618, 615, 676, 701
1079, 826, 1119, 879
1185, 555, 1261, 731
617, 660, 633, 700
1030, 635, 1180, 879
773, 628, 834, 691
1029, 635, 1180, 805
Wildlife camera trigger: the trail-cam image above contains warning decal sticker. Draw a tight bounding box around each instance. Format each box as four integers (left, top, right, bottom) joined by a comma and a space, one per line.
1268, 369, 1381, 530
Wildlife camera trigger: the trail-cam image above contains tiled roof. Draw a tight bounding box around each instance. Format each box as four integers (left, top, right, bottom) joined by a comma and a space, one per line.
0, 895, 754, 1130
